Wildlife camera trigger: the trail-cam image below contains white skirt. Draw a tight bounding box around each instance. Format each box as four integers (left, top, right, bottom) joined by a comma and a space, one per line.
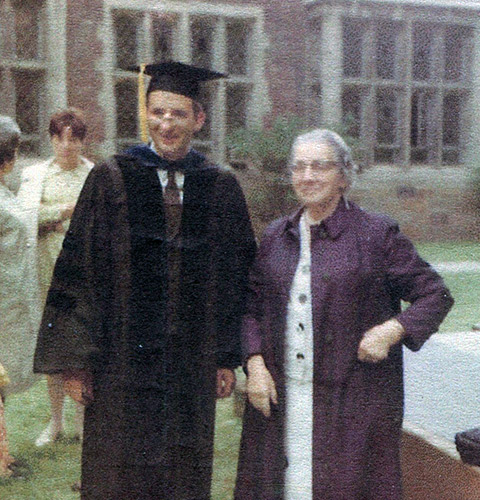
284, 377, 313, 500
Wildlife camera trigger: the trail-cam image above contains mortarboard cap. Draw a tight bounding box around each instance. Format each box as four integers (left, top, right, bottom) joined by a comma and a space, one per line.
134, 61, 226, 142
136, 61, 226, 100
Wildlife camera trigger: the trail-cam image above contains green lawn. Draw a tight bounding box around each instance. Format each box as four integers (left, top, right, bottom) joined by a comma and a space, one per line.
1, 241, 478, 499
1, 379, 243, 500
415, 241, 480, 262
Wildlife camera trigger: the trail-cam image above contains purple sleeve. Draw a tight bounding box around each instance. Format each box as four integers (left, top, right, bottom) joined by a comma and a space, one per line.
384, 224, 454, 351
241, 233, 272, 361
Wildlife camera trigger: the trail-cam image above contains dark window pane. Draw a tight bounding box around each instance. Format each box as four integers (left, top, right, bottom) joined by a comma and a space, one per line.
410, 91, 431, 148
115, 79, 137, 138
342, 86, 363, 138
227, 20, 251, 75
445, 26, 471, 82
191, 17, 213, 69
14, 0, 42, 60
442, 149, 459, 165
443, 93, 461, 146
196, 85, 212, 141
376, 22, 398, 80
376, 90, 398, 145
13, 69, 43, 135
413, 25, 433, 81
113, 11, 139, 70
374, 147, 397, 163
226, 83, 249, 133
152, 13, 176, 62
343, 19, 364, 78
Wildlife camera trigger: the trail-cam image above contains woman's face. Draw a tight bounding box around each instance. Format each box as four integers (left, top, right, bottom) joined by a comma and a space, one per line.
51, 126, 83, 167
291, 142, 347, 212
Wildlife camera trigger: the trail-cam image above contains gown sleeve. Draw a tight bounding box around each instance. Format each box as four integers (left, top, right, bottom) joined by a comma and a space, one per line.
33, 165, 115, 374
210, 172, 256, 368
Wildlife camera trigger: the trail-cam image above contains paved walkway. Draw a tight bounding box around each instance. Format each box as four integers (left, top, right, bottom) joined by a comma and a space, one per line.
431, 261, 480, 273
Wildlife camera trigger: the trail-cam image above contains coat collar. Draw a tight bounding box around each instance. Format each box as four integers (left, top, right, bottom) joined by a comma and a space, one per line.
123, 144, 207, 172
285, 198, 354, 241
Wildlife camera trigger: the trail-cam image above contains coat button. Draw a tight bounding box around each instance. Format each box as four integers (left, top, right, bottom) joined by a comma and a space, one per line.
324, 332, 333, 344
298, 294, 307, 304
318, 227, 328, 240
301, 264, 310, 274
296, 353, 305, 359
298, 323, 304, 331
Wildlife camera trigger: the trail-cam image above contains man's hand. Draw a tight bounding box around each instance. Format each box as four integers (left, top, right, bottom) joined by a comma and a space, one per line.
358, 318, 405, 363
216, 368, 236, 398
246, 355, 277, 418
63, 370, 94, 406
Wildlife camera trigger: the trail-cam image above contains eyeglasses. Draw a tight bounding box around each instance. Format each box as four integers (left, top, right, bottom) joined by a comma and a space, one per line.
289, 160, 339, 174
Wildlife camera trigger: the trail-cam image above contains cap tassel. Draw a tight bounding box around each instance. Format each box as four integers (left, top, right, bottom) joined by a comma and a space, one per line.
138, 63, 148, 143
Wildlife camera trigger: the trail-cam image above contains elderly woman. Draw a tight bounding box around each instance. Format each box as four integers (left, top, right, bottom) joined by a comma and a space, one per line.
235, 129, 453, 500
0, 116, 39, 476
17, 109, 93, 447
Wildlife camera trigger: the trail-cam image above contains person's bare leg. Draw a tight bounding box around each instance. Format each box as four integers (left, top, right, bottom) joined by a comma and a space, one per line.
35, 375, 65, 446
73, 401, 84, 440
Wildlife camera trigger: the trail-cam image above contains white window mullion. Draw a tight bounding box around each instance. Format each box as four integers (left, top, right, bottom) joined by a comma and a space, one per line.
212, 17, 227, 164
174, 13, 191, 63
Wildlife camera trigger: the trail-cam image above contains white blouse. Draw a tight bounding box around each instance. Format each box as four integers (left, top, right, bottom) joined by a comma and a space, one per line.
284, 212, 319, 383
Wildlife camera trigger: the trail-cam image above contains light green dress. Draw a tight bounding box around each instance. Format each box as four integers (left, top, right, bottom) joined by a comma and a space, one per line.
36, 159, 93, 303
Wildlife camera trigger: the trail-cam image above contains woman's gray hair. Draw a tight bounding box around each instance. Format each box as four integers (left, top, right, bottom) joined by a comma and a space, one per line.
0, 115, 21, 168
290, 129, 358, 191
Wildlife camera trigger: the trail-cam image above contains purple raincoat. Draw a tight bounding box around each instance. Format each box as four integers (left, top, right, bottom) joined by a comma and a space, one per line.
235, 201, 453, 500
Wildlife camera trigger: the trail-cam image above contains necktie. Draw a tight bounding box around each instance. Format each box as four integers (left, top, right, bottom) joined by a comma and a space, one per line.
164, 170, 182, 240
164, 170, 181, 206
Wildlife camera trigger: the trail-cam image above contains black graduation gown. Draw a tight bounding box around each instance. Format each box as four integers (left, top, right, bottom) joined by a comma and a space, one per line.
33, 147, 256, 500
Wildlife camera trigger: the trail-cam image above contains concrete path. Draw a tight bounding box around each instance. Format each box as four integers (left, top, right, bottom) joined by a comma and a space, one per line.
432, 261, 480, 273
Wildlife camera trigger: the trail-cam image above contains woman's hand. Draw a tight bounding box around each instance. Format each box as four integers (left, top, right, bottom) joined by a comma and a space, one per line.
358, 319, 405, 363
246, 355, 278, 417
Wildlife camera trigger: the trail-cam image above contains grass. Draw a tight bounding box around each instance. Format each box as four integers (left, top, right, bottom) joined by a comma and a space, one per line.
1, 379, 243, 500
415, 241, 480, 262
1, 241, 478, 499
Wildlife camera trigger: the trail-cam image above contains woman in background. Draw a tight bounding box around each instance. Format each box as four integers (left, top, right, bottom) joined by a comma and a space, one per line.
0, 116, 39, 476
235, 129, 453, 499
18, 109, 93, 447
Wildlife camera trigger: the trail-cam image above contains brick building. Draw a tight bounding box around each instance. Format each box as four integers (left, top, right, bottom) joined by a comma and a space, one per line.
1, 0, 480, 239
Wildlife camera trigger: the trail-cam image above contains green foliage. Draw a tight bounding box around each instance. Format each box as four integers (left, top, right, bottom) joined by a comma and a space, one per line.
227, 116, 308, 172
227, 114, 364, 172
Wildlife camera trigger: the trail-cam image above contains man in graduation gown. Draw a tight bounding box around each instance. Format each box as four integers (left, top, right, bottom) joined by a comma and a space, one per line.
34, 62, 256, 500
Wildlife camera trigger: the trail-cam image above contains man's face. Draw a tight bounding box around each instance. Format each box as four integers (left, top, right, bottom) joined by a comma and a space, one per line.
291, 142, 347, 210
147, 90, 205, 161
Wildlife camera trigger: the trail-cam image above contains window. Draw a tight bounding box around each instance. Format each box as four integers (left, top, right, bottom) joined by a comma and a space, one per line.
113, 11, 140, 71
310, 8, 473, 166
343, 18, 366, 78
413, 24, 434, 82
109, 3, 263, 162
227, 20, 251, 76
375, 22, 400, 80
191, 16, 213, 70
152, 13, 176, 62
442, 92, 463, 164
342, 86, 363, 138
375, 90, 399, 163
444, 26, 472, 82
0, 0, 47, 155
